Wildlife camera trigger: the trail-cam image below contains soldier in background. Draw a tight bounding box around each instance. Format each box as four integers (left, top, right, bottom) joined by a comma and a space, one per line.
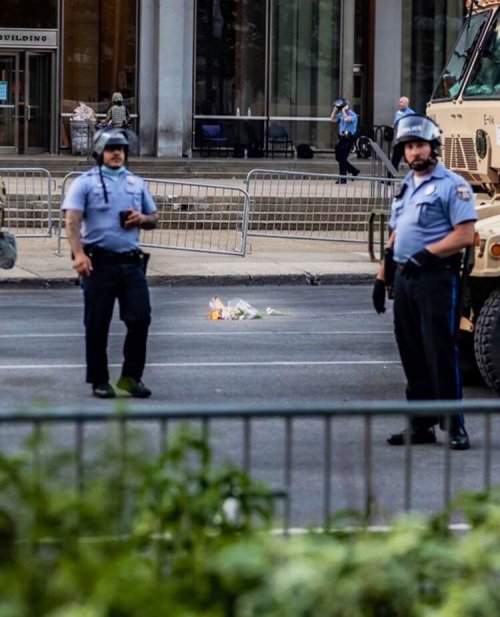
105, 92, 131, 129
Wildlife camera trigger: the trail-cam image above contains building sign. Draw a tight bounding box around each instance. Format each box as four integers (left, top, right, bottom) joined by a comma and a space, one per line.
0, 29, 57, 49
0, 82, 7, 102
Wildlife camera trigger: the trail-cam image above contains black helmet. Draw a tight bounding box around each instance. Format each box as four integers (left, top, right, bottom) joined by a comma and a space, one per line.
92, 129, 129, 161
334, 98, 349, 109
393, 114, 441, 156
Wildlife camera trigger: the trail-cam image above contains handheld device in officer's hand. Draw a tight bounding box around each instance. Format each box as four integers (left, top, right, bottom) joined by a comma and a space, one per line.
119, 210, 131, 228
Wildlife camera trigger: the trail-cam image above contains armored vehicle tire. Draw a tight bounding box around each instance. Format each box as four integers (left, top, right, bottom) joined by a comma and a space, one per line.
474, 288, 500, 393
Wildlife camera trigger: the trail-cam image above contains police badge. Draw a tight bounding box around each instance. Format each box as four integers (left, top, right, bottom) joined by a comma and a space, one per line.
456, 185, 472, 201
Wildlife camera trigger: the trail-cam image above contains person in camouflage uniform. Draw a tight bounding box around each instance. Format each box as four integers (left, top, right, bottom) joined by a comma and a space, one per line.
105, 92, 131, 129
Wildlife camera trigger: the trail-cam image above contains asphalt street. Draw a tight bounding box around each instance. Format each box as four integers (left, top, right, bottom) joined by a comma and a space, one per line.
1, 284, 499, 526
0, 284, 405, 408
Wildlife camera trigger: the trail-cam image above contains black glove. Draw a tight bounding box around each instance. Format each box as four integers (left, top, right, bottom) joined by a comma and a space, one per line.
401, 249, 440, 279
372, 279, 386, 314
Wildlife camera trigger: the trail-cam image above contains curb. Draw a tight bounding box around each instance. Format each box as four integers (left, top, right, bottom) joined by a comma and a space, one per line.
0, 272, 376, 289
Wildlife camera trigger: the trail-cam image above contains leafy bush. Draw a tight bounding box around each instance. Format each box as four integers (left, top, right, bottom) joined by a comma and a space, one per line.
0, 426, 273, 616
1, 427, 500, 616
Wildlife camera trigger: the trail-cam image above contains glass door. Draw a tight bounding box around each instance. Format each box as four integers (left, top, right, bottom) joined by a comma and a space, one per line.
0, 52, 53, 154
25, 52, 52, 154
0, 53, 19, 153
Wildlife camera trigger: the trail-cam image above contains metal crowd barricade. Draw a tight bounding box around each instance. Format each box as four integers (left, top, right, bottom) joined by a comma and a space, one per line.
142, 179, 250, 256
0, 168, 53, 238
55, 171, 83, 256
56, 174, 250, 257
245, 169, 396, 249
1, 400, 500, 533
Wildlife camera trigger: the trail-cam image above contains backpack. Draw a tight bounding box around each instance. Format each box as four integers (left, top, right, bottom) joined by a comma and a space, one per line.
297, 144, 314, 159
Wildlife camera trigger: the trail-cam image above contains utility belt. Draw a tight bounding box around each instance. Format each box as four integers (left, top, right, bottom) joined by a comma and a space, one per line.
396, 253, 462, 273
84, 244, 150, 271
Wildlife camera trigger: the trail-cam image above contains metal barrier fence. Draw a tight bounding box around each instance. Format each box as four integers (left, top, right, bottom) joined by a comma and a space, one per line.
56, 174, 250, 257
0, 168, 53, 238
368, 139, 398, 180
55, 172, 82, 256
2, 400, 499, 532
142, 178, 249, 256
371, 125, 394, 157
245, 169, 396, 247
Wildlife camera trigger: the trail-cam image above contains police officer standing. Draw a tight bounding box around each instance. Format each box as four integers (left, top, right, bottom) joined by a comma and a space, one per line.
372, 115, 476, 449
330, 98, 360, 183
390, 96, 415, 172
62, 129, 159, 399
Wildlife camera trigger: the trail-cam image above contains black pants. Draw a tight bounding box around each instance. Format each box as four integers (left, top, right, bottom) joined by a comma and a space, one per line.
393, 268, 464, 430
81, 262, 151, 385
334, 135, 359, 177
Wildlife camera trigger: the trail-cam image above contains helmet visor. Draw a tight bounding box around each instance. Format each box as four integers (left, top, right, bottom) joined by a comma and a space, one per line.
394, 114, 440, 144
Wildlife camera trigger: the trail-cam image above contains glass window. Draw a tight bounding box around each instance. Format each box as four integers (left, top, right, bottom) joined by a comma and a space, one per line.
270, 0, 341, 148
195, 0, 342, 149
63, 0, 137, 115
270, 0, 340, 118
195, 0, 266, 116
0, 0, 57, 28
432, 10, 491, 100
402, 1, 465, 112
464, 13, 500, 98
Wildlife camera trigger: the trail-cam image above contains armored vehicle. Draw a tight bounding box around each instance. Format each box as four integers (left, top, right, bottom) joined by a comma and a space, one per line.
427, 0, 500, 391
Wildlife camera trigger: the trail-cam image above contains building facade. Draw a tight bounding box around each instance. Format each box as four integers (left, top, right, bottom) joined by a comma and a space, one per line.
0, 0, 465, 156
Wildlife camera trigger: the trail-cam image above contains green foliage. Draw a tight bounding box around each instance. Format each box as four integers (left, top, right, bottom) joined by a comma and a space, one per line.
2, 428, 500, 615
0, 426, 273, 616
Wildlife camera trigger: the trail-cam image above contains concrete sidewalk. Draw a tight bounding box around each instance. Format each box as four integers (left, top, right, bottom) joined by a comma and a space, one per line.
0, 235, 379, 288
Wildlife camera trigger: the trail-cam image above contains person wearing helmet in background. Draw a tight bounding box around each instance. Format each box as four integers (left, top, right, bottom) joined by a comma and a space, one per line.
330, 98, 360, 184
62, 129, 159, 399
372, 114, 476, 450
105, 92, 131, 129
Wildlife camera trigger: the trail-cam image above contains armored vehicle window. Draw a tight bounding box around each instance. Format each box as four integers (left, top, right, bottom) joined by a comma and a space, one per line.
432, 11, 490, 101
464, 14, 500, 98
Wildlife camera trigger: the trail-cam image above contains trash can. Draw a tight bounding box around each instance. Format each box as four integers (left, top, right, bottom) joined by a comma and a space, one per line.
70, 119, 91, 155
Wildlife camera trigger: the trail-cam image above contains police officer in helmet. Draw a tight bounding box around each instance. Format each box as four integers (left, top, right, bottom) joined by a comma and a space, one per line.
62, 129, 159, 399
372, 114, 477, 449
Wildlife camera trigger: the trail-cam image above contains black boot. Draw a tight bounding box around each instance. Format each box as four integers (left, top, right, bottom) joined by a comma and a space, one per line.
387, 426, 436, 446
449, 421, 470, 450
